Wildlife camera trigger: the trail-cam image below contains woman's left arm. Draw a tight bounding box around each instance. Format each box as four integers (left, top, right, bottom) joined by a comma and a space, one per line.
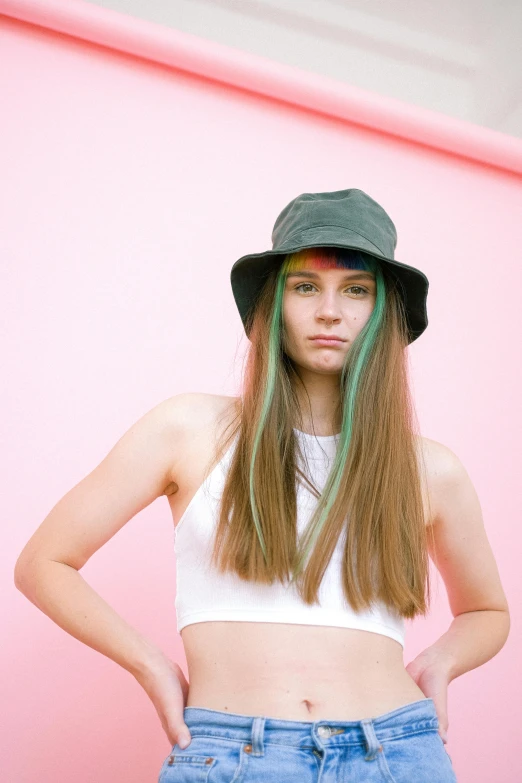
406, 440, 510, 742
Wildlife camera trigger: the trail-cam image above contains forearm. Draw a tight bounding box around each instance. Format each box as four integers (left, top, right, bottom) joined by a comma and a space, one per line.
15, 559, 166, 678
427, 608, 510, 681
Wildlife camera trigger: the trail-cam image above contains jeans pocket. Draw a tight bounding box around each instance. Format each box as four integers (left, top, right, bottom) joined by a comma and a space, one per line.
158, 735, 246, 783
379, 730, 457, 783
159, 750, 216, 782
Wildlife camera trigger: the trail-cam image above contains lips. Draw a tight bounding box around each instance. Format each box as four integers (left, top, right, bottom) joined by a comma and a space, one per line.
309, 336, 346, 347
309, 336, 346, 342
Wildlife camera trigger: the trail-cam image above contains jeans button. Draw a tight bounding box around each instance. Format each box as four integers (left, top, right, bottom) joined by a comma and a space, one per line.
318, 726, 331, 738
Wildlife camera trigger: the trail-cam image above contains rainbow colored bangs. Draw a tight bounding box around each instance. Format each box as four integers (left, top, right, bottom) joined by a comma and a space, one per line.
282, 246, 373, 274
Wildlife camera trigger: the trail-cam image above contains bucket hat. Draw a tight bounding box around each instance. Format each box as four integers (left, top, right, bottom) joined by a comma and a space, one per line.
230, 188, 429, 344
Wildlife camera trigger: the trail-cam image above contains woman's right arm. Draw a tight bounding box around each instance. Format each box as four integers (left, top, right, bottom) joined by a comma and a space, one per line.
13, 393, 195, 749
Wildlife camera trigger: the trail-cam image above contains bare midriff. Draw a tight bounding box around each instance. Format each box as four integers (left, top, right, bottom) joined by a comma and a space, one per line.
180, 621, 427, 721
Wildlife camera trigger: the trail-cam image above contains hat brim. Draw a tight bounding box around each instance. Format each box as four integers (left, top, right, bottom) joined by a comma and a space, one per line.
230, 240, 428, 344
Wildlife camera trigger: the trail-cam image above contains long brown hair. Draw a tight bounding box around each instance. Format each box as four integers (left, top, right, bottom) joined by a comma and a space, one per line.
209, 248, 434, 620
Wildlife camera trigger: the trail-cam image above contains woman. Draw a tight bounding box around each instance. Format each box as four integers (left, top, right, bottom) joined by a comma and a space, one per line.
15, 189, 509, 782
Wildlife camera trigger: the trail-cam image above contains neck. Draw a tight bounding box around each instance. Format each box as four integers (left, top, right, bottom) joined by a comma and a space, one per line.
292, 375, 342, 437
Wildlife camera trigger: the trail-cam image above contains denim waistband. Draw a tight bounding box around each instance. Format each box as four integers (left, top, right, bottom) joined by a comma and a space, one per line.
182, 697, 439, 751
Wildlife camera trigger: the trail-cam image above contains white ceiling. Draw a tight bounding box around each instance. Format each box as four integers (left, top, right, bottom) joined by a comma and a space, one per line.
86, 0, 522, 138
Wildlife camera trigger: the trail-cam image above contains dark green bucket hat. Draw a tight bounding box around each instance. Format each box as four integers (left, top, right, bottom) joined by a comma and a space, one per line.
230, 188, 429, 344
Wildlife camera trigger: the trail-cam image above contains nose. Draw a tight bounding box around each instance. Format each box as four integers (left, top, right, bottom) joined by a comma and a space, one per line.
315, 290, 342, 323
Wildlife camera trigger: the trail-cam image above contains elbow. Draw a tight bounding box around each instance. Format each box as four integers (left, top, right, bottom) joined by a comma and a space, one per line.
14, 555, 31, 592
490, 606, 511, 650
496, 599, 511, 636
13, 552, 43, 593
503, 607, 511, 639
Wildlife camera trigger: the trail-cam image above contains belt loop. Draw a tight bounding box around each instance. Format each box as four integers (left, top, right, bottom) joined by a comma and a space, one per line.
250, 716, 266, 756
360, 718, 382, 761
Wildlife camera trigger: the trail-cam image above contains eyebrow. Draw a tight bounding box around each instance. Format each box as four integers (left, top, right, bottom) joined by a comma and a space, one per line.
286, 270, 375, 282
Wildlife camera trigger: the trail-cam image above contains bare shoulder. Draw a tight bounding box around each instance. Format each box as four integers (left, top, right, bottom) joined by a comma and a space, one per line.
164, 392, 240, 496
167, 392, 240, 439
417, 435, 464, 480
417, 434, 461, 474
415, 434, 469, 524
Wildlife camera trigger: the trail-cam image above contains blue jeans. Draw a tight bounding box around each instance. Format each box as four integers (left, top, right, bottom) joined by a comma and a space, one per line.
157, 696, 457, 782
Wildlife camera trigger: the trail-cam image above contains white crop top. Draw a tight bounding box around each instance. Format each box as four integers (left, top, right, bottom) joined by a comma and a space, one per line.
174, 428, 405, 647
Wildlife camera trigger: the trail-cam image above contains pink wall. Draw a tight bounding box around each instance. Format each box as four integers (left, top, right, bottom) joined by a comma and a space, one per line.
2, 3, 521, 782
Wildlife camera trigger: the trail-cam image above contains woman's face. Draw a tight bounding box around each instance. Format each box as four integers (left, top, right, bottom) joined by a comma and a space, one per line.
282, 264, 376, 374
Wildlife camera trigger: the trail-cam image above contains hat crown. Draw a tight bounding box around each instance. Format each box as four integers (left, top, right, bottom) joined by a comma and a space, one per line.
272, 189, 397, 258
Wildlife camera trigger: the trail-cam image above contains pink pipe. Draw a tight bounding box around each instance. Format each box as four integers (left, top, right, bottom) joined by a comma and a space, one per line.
1, 0, 522, 175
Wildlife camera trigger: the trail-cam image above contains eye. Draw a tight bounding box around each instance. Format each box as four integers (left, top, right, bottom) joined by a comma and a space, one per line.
294, 283, 316, 293
346, 285, 368, 296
